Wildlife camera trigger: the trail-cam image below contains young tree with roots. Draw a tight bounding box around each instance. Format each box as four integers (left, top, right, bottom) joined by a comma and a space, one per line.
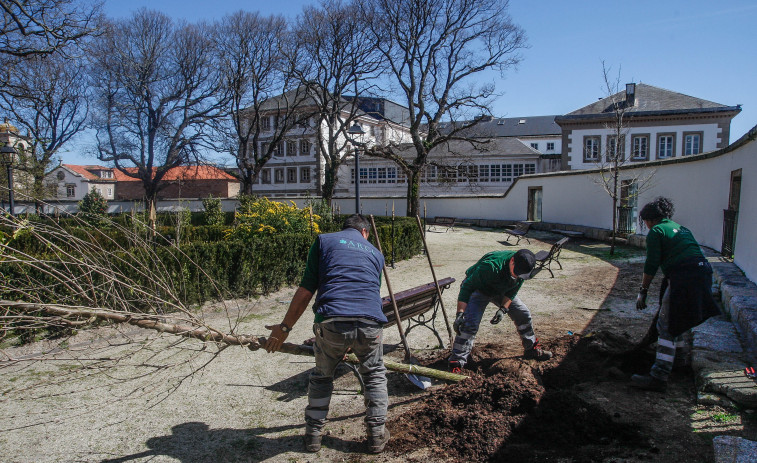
360, 0, 527, 217
291, 0, 383, 204
0, 51, 90, 212
213, 11, 310, 195
91, 10, 227, 225
592, 63, 655, 255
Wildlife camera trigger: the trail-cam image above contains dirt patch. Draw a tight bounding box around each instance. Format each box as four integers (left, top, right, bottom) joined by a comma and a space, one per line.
387, 332, 705, 462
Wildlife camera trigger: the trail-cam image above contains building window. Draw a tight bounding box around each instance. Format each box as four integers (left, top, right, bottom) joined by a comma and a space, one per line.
546, 142, 555, 151
631, 135, 649, 160
66, 184, 75, 197
607, 135, 625, 161
525, 164, 536, 175
261, 142, 269, 154
684, 132, 702, 155
286, 167, 297, 183
286, 140, 297, 156
107, 187, 113, 197
422, 165, 437, 183
387, 167, 397, 183
478, 164, 489, 182
100, 170, 113, 179
261, 169, 271, 184
274, 168, 284, 183
272, 143, 281, 156
299, 139, 311, 156
657, 134, 674, 159
490, 164, 502, 182
583, 136, 600, 162
260, 116, 271, 131
377, 167, 388, 183
530, 142, 539, 150
300, 167, 311, 183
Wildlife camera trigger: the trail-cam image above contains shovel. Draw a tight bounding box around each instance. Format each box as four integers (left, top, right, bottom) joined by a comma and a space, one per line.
369, 215, 432, 390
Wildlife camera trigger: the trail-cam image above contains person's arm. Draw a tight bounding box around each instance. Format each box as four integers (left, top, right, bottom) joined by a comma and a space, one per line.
264, 286, 314, 353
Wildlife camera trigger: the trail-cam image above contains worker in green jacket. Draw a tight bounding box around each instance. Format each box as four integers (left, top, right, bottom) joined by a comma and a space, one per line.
448, 249, 552, 374
633, 197, 719, 392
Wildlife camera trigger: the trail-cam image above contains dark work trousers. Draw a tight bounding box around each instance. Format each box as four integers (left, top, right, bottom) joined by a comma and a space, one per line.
305, 320, 388, 436
449, 290, 537, 368
650, 287, 692, 381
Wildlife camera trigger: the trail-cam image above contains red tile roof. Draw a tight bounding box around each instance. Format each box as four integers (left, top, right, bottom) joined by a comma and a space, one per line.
62, 164, 114, 181
113, 165, 236, 182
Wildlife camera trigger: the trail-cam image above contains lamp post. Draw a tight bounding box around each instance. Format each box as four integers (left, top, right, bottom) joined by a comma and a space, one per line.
347, 122, 365, 214
0, 144, 16, 216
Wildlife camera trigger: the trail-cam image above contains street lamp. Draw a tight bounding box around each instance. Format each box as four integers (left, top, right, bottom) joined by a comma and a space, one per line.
0, 144, 16, 216
347, 122, 365, 214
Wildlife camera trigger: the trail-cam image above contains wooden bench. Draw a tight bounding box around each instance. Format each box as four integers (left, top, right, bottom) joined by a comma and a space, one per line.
532, 237, 569, 278
381, 277, 455, 348
504, 221, 531, 245
426, 216, 456, 232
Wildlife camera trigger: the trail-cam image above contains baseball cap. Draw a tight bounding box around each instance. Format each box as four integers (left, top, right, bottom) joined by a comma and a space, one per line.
513, 249, 536, 280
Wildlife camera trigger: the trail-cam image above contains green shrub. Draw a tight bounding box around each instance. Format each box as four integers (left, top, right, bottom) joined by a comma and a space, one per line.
78, 190, 108, 225
202, 195, 225, 226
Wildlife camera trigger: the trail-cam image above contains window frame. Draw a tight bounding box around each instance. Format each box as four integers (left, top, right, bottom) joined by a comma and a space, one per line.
683, 131, 703, 156
631, 134, 650, 161
300, 167, 311, 183
656, 133, 675, 160
66, 184, 76, 197
583, 136, 601, 162
299, 139, 311, 156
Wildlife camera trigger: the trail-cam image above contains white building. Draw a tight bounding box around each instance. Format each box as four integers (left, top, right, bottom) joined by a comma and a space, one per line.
556, 83, 741, 170
45, 164, 116, 201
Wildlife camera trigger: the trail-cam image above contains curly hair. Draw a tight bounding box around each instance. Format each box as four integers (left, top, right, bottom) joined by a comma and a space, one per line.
639, 197, 675, 222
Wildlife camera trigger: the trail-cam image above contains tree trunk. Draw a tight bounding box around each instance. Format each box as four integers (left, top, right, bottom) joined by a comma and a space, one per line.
406, 170, 420, 218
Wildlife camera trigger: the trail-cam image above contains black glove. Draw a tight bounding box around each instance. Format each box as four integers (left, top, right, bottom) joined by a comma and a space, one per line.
490, 306, 508, 325
636, 287, 648, 310
453, 312, 465, 335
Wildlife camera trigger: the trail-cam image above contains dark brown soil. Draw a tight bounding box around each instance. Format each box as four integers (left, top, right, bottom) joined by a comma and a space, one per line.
387, 332, 665, 462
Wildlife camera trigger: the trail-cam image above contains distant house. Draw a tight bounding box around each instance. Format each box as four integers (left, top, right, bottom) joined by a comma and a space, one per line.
113, 165, 240, 200
45, 164, 117, 201
555, 83, 741, 170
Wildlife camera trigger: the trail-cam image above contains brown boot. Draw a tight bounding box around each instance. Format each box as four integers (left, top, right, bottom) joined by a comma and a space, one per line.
524, 340, 552, 361
368, 426, 390, 454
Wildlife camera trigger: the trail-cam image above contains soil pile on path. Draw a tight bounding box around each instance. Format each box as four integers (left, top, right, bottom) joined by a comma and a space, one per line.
387, 331, 648, 461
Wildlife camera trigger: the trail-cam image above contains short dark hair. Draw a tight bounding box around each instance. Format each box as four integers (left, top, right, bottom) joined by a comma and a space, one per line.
639, 196, 675, 222
342, 214, 371, 233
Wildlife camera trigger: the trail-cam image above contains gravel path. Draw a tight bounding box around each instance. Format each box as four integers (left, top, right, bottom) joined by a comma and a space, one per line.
0, 227, 649, 462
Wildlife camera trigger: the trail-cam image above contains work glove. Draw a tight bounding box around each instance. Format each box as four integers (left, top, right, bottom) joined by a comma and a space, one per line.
453, 312, 465, 336
636, 287, 648, 310
490, 306, 508, 325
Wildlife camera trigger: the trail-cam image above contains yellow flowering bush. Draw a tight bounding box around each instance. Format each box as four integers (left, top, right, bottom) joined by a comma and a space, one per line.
226, 197, 321, 240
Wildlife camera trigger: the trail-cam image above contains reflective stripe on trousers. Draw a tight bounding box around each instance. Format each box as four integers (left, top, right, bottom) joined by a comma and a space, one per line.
449, 291, 537, 367
650, 287, 692, 381
306, 320, 387, 434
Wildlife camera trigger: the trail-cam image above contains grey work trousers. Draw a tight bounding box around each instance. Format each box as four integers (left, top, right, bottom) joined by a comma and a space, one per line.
306, 320, 388, 435
650, 287, 692, 382
449, 290, 537, 367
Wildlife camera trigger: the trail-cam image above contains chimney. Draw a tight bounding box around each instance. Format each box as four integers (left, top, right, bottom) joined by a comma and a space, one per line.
625, 83, 636, 106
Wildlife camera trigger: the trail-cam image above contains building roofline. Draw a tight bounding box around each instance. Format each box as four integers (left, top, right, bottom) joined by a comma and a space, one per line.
555, 106, 742, 124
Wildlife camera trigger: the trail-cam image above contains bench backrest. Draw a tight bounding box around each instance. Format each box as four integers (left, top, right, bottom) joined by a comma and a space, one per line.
514, 222, 531, 232
382, 277, 455, 327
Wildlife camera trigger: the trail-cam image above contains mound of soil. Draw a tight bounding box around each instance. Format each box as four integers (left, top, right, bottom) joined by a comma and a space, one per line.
387, 331, 653, 462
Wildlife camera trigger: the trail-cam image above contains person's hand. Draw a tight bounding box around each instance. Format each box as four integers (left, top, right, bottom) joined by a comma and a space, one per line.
636, 288, 648, 310
264, 324, 289, 353
490, 306, 508, 324
453, 312, 465, 336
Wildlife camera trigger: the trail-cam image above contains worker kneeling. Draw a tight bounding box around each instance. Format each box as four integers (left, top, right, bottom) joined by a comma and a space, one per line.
448, 249, 552, 374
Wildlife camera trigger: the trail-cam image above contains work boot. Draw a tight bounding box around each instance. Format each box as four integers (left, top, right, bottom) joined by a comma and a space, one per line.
630, 374, 667, 392
304, 432, 322, 452
448, 360, 462, 374
523, 340, 552, 361
367, 426, 390, 454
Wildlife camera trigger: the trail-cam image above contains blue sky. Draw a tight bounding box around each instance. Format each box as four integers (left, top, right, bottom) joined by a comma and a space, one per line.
63, 0, 757, 164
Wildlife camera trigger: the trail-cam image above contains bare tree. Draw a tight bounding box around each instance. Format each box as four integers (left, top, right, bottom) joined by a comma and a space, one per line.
592, 62, 655, 255
0, 0, 101, 59
90, 10, 227, 220
291, 0, 382, 204
0, 51, 89, 210
213, 11, 310, 195
360, 0, 527, 216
